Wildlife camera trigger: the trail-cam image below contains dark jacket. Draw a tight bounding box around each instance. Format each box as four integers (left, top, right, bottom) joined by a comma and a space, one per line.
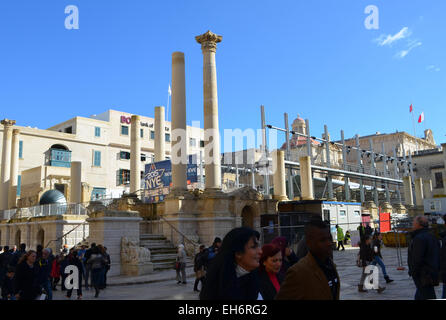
1, 275, 16, 299
359, 242, 374, 267
439, 231, 446, 283
276, 252, 340, 300
194, 250, 208, 272
14, 261, 41, 300
258, 270, 284, 300
372, 239, 383, 259
200, 266, 260, 300
36, 258, 52, 285
10, 250, 26, 267
408, 227, 440, 287
0, 252, 13, 269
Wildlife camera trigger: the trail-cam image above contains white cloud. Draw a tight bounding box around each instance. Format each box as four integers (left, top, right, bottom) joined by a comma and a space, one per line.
375, 27, 411, 46
426, 65, 440, 72
394, 41, 422, 59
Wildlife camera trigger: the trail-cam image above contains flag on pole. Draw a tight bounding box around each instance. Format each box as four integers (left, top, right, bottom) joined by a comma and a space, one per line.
409, 104, 413, 112
418, 112, 424, 123
168, 84, 171, 96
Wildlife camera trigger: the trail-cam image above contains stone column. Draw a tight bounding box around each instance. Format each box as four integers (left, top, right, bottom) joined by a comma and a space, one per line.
196, 31, 222, 191
8, 129, 20, 208
423, 179, 433, 199
272, 150, 287, 201
414, 178, 424, 207
171, 52, 187, 192
1, 119, 16, 210
300, 156, 314, 200
70, 161, 82, 203
403, 176, 414, 206
154, 106, 166, 162
130, 115, 141, 194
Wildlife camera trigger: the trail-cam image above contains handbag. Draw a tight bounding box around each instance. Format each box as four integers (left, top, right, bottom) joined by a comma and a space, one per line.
175, 261, 181, 271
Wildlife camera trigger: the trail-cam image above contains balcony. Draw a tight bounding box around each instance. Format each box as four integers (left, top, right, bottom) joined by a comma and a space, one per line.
50, 149, 72, 168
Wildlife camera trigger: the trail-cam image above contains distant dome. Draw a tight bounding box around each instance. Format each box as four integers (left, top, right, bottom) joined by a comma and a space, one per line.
39, 190, 67, 206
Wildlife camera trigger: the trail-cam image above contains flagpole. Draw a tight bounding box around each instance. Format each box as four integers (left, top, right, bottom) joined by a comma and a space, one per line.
411, 103, 418, 152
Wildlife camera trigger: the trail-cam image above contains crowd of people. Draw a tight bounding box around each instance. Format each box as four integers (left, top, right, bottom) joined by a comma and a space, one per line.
0, 242, 111, 300
191, 215, 446, 300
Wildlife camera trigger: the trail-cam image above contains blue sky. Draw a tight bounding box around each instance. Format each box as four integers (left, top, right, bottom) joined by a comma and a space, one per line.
0, 0, 445, 150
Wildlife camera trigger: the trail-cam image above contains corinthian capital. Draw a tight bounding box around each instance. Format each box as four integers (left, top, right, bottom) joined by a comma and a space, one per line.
195, 30, 222, 53
1, 119, 16, 127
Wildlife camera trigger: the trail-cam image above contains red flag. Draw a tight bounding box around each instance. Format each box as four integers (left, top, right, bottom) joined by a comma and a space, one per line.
418, 112, 424, 123
409, 104, 413, 112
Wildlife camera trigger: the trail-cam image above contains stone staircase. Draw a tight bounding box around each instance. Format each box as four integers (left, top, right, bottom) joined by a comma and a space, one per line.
140, 234, 193, 271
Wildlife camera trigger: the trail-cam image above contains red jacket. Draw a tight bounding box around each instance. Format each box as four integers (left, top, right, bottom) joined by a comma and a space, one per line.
51, 259, 60, 278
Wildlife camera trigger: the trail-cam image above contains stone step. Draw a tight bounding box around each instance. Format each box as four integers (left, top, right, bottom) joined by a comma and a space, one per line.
150, 253, 178, 262
140, 234, 166, 240
140, 240, 174, 248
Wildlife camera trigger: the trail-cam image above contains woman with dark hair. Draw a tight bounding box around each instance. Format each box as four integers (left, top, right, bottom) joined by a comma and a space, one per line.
271, 236, 298, 279
258, 244, 283, 300
199, 227, 262, 300
14, 250, 41, 300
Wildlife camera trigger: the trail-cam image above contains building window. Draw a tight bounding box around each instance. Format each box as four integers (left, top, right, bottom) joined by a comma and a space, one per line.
50, 148, 71, 168
339, 210, 346, 217
65, 126, 72, 134
117, 169, 131, 186
120, 151, 131, 160
91, 187, 106, 200
17, 175, 21, 197
150, 131, 155, 140
435, 172, 444, 189
141, 154, 146, 162
190, 138, 197, 147
93, 150, 101, 167
140, 128, 144, 138
121, 125, 129, 135
200, 140, 205, 148
95, 127, 101, 137
165, 133, 170, 142
354, 210, 360, 217
19, 141, 23, 159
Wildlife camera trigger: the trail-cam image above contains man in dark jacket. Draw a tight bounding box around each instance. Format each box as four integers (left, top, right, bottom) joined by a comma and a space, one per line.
83, 243, 96, 290
408, 215, 440, 300
36, 248, 53, 300
440, 230, 446, 299
10, 243, 26, 268
193, 244, 207, 292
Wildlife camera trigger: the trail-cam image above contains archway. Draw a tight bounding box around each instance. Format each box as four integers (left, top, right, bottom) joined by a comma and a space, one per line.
241, 205, 255, 228
36, 229, 45, 247
15, 229, 21, 247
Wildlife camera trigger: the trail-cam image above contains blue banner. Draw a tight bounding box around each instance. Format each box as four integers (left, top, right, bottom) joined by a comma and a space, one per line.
143, 156, 198, 203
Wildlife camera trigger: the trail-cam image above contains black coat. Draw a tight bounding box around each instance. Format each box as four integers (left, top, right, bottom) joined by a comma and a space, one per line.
258, 270, 283, 300
372, 239, 383, 259
200, 267, 260, 300
1, 275, 15, 299
439, 232, 446, 283
359, 242, 374, 266
14, 261, 41, 300
36, 258, 52, 285
408, 227, 440, 287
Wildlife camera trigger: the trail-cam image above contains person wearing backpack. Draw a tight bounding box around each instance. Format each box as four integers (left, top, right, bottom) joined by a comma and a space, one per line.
87, 246, 106, 298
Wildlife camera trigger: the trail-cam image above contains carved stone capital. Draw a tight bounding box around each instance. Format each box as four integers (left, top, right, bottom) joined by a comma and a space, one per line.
195, 30, 222, 53
1, 119, 16, 127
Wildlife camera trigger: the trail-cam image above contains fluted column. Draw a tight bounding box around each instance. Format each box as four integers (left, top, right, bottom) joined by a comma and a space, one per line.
272, 150, 287, 201
130, 115, 141, 194
171, 52, 188, 192
154, 106, 166, 162
423, 179, 433, 199
403, 175, 414, 206
300, 156, 314, 200
8, 129, 20, 208
1, 119, 16, 210
414, 178, 424, 207
70, 161, 82, 203
196, 31, 222, 191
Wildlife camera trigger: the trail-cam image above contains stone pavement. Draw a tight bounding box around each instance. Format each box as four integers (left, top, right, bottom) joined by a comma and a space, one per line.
334, 246, 444, 300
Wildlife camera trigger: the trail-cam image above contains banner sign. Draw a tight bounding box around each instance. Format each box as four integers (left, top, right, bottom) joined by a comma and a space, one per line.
143, 155, 198, 203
